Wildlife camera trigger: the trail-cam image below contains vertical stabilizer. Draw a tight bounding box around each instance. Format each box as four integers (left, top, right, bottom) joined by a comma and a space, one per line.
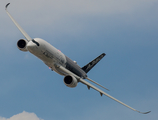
82, 53, 106, 73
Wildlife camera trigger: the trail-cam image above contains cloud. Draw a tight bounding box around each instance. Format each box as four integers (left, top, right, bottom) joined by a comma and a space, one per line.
1, 0, 157, 35
2, 0, 157, 27
1, 0, 158, 50
0, 111, 43, 120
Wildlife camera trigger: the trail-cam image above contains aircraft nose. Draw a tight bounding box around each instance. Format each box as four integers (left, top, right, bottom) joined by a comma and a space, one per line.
27, 41, 36, 51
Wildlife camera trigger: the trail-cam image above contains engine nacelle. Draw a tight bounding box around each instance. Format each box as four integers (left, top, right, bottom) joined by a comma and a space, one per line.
64, 75, 78, 88
17, 39, 28, 52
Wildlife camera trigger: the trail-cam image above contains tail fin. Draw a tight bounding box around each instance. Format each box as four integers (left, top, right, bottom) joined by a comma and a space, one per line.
82, 53, 106, 73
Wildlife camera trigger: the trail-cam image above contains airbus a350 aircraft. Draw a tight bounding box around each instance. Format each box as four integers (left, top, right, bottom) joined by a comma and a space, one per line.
5, 3, 150, 114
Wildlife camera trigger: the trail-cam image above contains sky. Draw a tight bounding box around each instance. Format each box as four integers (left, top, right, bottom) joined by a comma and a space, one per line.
0, 0, 158, 120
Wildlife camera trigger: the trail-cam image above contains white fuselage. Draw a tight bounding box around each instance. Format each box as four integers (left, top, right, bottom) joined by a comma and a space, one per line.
27, 38, 67, 75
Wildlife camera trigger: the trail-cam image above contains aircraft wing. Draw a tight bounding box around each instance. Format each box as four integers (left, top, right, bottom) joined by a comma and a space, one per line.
55, 64, 151, 114
5, 3, 32, 41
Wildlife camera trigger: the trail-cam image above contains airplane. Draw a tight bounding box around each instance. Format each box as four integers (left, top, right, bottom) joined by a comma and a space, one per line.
5, 3, 150, 114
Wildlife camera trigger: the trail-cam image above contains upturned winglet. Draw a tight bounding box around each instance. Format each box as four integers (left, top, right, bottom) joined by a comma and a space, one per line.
137, 110, 151, 114
5, 3, 10, 10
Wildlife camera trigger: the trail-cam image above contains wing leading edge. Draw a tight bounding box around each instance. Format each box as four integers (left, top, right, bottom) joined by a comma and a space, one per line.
55, 64, 151, 114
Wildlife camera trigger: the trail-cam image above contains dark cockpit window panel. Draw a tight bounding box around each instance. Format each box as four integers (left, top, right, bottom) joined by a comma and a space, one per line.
32, 39, 40, 46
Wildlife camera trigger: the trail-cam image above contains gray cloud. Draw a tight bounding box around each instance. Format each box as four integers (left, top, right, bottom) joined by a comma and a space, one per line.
1, 0, 157, 50
1, 0, 157, 29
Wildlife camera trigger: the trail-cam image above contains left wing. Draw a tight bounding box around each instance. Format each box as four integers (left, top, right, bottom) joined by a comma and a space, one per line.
5, 3, 32, 41
55, 64, 151, 114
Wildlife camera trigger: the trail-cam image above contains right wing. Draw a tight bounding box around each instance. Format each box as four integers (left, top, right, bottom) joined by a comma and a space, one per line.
5, 3, 32, 41
55, 64, 151, 114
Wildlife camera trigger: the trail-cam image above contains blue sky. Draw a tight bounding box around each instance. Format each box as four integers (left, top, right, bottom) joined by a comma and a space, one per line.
0, 0, 158, 120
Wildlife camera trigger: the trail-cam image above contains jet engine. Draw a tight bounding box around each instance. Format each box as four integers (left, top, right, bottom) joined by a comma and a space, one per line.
17, 39, 28, 51
64, 75, 78, 88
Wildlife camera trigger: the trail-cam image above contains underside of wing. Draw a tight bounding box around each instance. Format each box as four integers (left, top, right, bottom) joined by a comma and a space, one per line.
55, 64, 151, 114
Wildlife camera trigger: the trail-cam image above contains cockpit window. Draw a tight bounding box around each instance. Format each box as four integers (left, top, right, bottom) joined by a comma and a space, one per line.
32, 39, 40, 46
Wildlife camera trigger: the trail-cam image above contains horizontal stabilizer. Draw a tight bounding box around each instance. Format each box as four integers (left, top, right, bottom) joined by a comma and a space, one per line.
86, 77, 109, 91
82, 53, 106, 73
